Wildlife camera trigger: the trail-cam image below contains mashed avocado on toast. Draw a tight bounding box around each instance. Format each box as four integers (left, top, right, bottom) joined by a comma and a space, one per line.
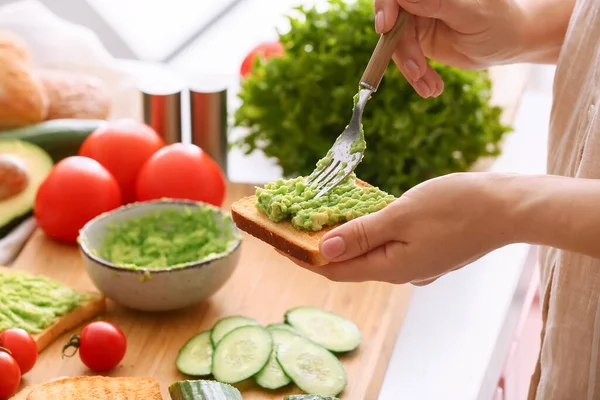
255, 174, 394, 231
255, 104, 394, 232
256, 132, 393, 232
0, 271, 89, 334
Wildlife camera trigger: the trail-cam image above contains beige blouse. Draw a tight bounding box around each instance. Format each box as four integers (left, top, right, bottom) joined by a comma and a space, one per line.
528, 0, 600, 398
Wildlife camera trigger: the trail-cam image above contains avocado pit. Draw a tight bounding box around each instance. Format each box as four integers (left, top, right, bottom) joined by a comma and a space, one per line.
0, 154, 29, 200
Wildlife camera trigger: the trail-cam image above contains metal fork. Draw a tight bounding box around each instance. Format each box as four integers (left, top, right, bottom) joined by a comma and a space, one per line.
307, 11, 409, 199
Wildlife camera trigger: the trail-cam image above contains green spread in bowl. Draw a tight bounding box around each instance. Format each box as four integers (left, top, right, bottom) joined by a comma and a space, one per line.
0, 271, 89, 334
98, 206, 240, 270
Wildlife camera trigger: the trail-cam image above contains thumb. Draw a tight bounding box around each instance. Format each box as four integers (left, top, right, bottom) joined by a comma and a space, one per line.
318, 206, 399, 262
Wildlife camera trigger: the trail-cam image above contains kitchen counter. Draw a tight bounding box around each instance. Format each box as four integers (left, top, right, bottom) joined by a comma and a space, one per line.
0, 0, 554, 397
0, 1, 555, 396
166, 1, 556, 398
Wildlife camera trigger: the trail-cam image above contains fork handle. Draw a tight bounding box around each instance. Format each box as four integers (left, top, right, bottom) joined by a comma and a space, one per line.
360, 11, 409, 91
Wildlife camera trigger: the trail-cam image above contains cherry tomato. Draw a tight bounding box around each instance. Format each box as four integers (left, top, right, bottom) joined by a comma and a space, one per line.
34, 156, 122, 243
0, 329, 37, 374
240, 41, 284, 78
79, 119, 165, 204
0, 350, 21, 399
63, 321, 126, 372
135, 143, 226, 207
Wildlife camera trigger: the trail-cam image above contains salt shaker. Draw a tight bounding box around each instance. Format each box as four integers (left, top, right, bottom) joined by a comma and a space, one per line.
188, 76, 229, 176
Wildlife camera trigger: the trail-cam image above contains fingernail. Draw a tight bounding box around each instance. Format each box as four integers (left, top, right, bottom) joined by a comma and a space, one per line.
435, 81, 445, 97
404, 59, 420, 81
375, 10, 385, 33
321, 236, 346, 259
415, 80, 431, 97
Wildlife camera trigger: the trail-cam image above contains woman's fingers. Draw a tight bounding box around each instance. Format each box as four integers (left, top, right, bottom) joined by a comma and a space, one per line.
373, 1, 445, 98
411, 277, 438, 286
279, 242, 413, 284
393, 15, 427, 81
373, 0, 400, 33
304, 245, 398, 283
422, 64, 444, 97
318, 205, 400, 262
391, 15, 444, 98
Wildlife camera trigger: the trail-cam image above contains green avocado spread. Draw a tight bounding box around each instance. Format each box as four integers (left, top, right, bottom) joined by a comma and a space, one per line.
0, 271, 88, 334
255, 91, 394, 231
98, 206, 240, 270
256, 174, 394, 231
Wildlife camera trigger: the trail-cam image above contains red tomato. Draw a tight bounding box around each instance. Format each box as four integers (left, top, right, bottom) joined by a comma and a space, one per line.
240, 41, 284, 78
79, 119, 165, 204
34, 156, 122, 243
0, 350, 21, 399
63, 321, 127, 372
0, 329, 37, 374
135, 143, 226, 207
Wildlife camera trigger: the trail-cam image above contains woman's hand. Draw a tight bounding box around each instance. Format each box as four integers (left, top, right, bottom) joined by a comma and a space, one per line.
284, 172, 516, 285
376, 0, 534, 98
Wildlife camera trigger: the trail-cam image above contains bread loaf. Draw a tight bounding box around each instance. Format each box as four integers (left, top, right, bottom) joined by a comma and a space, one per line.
39, 69, 111, 120
0, 34, 48, 129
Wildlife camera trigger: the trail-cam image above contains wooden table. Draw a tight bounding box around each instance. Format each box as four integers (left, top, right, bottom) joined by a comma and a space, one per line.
8, 182, 413, 400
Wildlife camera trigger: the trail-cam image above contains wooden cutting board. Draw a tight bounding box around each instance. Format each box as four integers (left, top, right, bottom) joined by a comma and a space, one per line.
8, 182, 413, 400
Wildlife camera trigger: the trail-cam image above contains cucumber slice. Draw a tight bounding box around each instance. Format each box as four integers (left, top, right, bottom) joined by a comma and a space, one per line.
254, 327, 299, 389
266, 323, 298, 334
212, 325, 273, 384
284, 396, 340, 400
169, 379, 243, 400
270, 327, 300, 343
285, 306, 361, 352
254, 346, 291, 389
276, 336, 347, 397
175, 330, 213, 376
210, 315, 260, 346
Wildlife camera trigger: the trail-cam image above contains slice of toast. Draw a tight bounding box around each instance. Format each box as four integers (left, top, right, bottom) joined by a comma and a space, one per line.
32, 292, 106, 353
10, 378, 69, 400
0, 267, 106, 352
10, 383, 38, 400
21, 376, 162, 400
231, 179, 371, 267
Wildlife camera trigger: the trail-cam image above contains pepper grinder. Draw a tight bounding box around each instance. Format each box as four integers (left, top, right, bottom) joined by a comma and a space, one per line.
189, 77, 229, 176
139, 66, 185, 144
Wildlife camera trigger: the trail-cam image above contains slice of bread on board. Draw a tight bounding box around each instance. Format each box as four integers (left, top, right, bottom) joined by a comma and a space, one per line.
0, 266, 106, 353
33, 292, 106, 353
231, 179, 371, 267
12, 376, 162, 400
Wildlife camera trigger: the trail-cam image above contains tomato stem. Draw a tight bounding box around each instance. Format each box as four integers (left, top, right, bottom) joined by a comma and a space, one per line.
61, 334, 81, 359
0, 346, 12, 355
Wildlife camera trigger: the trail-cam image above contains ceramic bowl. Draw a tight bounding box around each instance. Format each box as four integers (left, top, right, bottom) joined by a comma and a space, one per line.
78, 199, 242, 312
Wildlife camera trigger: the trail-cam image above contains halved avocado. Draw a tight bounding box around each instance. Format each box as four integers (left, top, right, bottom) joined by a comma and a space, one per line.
0, 140, 53, 237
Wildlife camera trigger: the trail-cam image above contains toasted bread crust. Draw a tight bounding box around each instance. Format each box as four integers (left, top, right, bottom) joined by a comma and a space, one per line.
231, 203, 330, 266
33, 293, 106, 353
19, 376, 162, 400
231, 179, 371, 267
9, 384, 37, 400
